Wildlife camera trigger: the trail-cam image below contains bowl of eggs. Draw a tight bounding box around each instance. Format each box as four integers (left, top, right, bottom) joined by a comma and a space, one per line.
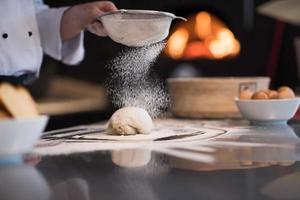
235, 86, 300, 125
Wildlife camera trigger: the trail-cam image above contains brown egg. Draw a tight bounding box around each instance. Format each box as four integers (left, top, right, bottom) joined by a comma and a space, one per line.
251, 91, 268, 100
261, 89, 270, 93
278, 90, 295, 99
277, 86, 295, 99
239, 90, 253, 100
278, 86, 293, 93
265, 90, 279, 99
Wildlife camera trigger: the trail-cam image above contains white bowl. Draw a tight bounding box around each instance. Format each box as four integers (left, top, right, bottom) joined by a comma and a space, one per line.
0, 116, 48, 157
235, 98, 300, 125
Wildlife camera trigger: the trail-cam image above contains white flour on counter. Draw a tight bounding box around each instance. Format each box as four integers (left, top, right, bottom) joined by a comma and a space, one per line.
36, 119, 299, 167
105, 42, 169, 117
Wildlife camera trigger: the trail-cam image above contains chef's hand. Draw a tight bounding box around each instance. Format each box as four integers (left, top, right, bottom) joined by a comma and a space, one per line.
61, 1, 117, 42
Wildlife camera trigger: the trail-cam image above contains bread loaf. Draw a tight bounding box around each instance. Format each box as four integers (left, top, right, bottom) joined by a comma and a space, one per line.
0, 83, 39, 119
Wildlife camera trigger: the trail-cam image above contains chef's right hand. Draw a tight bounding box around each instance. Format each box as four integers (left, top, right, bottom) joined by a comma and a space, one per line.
61, 1, 118, 41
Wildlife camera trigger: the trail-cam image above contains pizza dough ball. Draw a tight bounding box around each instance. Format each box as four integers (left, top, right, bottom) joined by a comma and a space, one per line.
239, 89, 253, 100
252, 91, 268, 100
107, 107, 153, 135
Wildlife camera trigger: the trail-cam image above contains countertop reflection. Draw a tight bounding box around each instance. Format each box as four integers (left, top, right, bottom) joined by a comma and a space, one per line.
2, 120, 300, 200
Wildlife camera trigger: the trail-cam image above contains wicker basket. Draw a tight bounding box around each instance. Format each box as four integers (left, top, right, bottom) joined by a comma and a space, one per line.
167, 77, 270, 118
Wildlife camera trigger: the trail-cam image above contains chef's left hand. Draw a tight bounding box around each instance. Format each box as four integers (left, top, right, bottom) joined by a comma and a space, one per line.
60, 1, 118, 42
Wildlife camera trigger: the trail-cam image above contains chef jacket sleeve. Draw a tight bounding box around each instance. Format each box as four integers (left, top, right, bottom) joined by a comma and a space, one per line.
34, 0, 85, 65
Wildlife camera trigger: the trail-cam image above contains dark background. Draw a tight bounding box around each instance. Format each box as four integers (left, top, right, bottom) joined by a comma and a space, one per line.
38, 0, 300, 89
35, 0, 300, 129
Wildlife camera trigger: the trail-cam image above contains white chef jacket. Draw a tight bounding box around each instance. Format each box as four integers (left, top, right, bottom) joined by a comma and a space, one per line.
0, 0, 84, 77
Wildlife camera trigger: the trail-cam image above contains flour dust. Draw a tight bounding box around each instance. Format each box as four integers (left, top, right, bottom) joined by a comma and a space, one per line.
105, 42, 169, 117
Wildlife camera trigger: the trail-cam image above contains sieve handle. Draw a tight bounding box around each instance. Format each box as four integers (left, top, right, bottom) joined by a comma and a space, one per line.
174, 16, 187, 21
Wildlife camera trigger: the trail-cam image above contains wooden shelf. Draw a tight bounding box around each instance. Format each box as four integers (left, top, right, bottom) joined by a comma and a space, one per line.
37, 76, 108, 116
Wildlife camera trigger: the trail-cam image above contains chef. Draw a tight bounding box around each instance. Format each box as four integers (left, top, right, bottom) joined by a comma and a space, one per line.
0, 0, 117, 84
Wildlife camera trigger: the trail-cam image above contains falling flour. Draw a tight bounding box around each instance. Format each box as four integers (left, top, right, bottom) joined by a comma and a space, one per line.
105, 42, 169, 117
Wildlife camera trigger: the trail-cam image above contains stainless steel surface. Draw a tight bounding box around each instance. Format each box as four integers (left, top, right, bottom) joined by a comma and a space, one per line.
2, 119, 300, 200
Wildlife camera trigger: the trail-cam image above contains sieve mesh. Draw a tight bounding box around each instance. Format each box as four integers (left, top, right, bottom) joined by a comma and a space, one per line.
98, 9, 186, 47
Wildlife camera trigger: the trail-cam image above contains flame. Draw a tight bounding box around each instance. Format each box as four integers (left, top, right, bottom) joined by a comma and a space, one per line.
208, 28, 240, 58
195, 11, 212, 39
184, 41, 213, 59
165, 11, 241, 59
166, 28, 189, 59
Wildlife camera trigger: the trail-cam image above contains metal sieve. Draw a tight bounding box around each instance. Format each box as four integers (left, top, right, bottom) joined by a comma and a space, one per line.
97, 9, 186, 47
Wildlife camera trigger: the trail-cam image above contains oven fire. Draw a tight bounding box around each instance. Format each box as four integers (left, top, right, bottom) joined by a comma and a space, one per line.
166, 11, 241, 59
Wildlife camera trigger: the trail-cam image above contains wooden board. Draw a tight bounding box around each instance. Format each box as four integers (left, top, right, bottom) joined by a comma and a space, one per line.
36, 76, 108, 115
168, 77, 270, 118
